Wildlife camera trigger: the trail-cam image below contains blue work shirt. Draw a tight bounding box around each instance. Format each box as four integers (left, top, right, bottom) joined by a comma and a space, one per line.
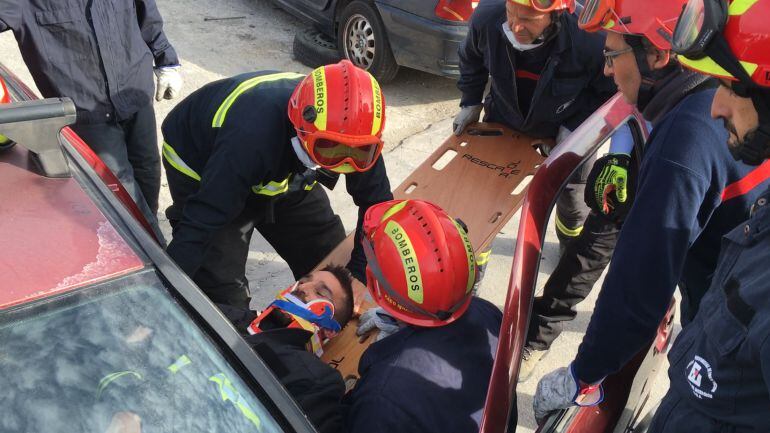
656, 188, 770, 432
573, 88, 770, 383
344, 297, 502, 433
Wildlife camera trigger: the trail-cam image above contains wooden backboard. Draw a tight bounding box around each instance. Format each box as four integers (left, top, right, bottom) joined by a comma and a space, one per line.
318, 123, 546, 381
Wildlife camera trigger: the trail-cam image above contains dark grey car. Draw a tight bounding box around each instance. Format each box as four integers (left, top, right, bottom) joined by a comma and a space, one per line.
274, 0, 476, 83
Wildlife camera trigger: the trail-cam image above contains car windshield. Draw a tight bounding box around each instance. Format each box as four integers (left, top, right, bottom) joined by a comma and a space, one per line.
0, 270, 283, 433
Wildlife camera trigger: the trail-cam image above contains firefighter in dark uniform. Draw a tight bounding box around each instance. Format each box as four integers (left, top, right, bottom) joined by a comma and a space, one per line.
647, 1, 770, 431
454, 0, 618, 251
534, 0, 770, 427
0, 1, 182, 240
162, 60, 392, 308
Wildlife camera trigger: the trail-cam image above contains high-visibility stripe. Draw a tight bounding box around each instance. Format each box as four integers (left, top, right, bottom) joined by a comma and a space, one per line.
209, 373, 262, 429
304, 181, 317, 191
251, 177, 290, 196
163, 142, 201, 181
96, 371, 143, 399
722, 159, 770, 202
168, 354, 192, 374
475, 249, 492, 266
555, 215, 583, 237
369, 74, 383, 135
212, 72, 304, 127
729, 0, 759, 15
385, 220, 424, 304
679, 56, 758, 81
311, 67, 328, 131
380, 200, 408, 222
453, 219, 477, 294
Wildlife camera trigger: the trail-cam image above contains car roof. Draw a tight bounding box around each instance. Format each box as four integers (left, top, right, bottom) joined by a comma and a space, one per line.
0, 143, 144, 310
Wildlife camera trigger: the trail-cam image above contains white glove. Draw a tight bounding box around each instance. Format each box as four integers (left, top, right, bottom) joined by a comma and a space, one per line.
452, 105, 483, 136
154, 66, 183, 101
533, 363, 603, 423
356, 307, 402, 341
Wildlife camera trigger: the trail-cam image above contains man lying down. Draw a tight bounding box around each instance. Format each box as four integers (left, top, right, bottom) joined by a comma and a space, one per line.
217, 265, 355, 433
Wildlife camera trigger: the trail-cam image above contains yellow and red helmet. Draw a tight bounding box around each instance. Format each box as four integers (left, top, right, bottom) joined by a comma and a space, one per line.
673, 0, 770, 89
508, 0, 575, 13
578, 0, 687, 50
362, 200, 477, 327
288, 60, 386, 174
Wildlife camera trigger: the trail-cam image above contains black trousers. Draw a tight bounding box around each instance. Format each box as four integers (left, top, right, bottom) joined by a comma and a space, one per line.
527, 211, 619, 350
165, 167, 346, 308
71, 104, 163, 240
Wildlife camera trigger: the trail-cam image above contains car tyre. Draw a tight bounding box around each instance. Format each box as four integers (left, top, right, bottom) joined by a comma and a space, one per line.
293, 28, 342, 68
337, 1, 399, 84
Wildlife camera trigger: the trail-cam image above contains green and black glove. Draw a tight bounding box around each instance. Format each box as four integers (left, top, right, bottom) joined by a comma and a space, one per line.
585, 153, 632, 223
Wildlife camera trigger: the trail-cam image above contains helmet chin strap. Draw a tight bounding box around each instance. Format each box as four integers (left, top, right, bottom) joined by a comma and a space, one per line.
625, 35, 656, 112
732, 90, 770, 166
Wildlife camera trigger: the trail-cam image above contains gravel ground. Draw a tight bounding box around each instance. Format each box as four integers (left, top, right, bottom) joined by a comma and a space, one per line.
0, 0, 670, 429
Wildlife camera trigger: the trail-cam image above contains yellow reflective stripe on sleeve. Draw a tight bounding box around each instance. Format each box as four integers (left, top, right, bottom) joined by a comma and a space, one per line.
311, 67, 328, 131
679, 56, 759, 81
163, 142, 201, 181
209, 373, 262, 429
475, 249, 492, 266
510, 0, 532, 5
212, 72, 305, 128
369, 74, 383, 135
0, 134, 11, 145
96, 371, 143, 399
167, 354, 192, 374
380, 200, 408, 222
453, 219, 477, 294
555, 215, 583, 237
385, 220, 423, 304
729, 0, 759, 15
251, 176, 290, 196
304, 181, 317, 191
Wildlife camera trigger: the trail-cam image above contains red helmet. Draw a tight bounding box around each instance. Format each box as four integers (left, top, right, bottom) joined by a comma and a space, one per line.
508, 0, 575, 13
362, 200, 477, 327
578, 0, 686, 50
673, 0, 770, 88
288, 60, 386, 174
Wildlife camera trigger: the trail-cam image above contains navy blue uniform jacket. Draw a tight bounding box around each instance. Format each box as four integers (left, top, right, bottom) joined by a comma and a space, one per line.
659, 188, 770, 432
458, 2, 615, 138
573, 89, 770, 383
344, 298, 502, 433
0, 0, 178, 123
162, 72, 393, 281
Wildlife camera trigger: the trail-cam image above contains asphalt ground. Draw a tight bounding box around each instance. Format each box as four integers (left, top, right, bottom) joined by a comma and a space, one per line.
0, 1, 671, 429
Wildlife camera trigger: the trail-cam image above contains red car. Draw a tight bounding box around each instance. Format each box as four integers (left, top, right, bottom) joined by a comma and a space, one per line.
0, 62, 673, 433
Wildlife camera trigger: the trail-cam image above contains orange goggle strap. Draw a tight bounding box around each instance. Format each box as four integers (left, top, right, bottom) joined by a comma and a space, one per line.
363, 237, 470, 322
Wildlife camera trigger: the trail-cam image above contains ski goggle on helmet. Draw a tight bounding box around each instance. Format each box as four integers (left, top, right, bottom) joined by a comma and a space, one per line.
508, 0, 575, 13
672, 0, 770, 91
288, 60, 386, 174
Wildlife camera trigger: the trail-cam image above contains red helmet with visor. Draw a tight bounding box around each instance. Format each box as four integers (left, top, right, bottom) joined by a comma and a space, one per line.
288, 60, 386, 174
578, 0, 686, 50
508, 0, 575, 13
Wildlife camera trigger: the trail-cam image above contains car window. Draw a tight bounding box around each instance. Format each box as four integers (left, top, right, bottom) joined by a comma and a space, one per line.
0, 271, 284, 433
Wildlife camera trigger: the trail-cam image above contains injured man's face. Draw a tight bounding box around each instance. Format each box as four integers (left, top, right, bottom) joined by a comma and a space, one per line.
292, 270, 350, 323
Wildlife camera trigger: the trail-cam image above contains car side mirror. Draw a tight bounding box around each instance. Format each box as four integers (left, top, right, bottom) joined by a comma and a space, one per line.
0, 97, 76, 178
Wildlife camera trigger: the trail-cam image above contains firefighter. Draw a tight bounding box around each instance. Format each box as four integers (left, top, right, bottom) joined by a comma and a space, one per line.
0, 1, 182, 240
162, 60, 393, 309
454, 0, 623, 253
344, 199, 503, 433
533, 0, 770, 422
647, 0, 770, 430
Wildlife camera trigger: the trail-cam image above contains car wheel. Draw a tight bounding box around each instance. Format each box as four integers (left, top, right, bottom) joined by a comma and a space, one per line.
293, 28, 342, 68
337, 1, 399, 84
